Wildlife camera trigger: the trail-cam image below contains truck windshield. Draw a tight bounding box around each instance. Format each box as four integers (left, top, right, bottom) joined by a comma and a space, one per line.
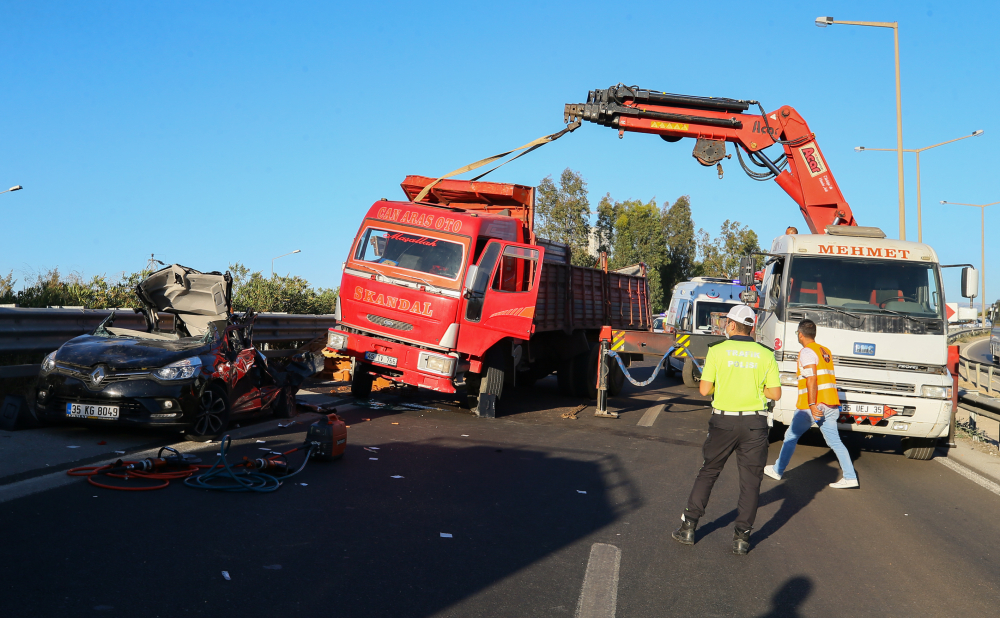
695, 302, 734, 329
787, 256, 942, 318
356, 227, 465, 281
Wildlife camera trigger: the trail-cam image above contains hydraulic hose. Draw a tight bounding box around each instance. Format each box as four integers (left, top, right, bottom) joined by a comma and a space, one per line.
183, 435, 313, 493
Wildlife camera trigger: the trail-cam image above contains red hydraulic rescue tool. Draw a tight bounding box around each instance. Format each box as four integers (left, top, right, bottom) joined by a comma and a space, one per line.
564, 84, 857, 234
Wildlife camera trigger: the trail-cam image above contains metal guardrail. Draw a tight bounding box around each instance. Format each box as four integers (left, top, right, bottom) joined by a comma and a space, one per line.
947, 327, 991, 344
0, 307, 337, 379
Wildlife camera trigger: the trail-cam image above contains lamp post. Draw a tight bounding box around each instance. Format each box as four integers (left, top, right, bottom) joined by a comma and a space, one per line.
817, 16, 906, 240
271, 249, 301, 277
940, 200, 1000, 324
855, 130, 983, 242
0, 185, 22, 196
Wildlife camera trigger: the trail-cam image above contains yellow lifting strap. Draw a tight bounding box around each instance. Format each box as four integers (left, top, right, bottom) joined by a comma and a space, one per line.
413, 120, 582, 203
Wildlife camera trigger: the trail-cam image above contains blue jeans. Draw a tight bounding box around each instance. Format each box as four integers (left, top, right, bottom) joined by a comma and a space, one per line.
774, 405, 857, 480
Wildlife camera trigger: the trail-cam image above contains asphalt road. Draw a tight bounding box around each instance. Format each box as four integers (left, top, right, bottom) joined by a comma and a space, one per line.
3, 366, 1000, 617
966, 338, 994, 365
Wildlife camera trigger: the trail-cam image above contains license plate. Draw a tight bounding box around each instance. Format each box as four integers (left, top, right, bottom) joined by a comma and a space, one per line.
841, 403, 884, 416
66, 402, 119, 420
365, 352, 397, 367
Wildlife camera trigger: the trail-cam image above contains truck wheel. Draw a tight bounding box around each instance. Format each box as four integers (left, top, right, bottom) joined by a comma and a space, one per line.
557, 358, 576, 396
682, 357, 701, 389
902, 437, 937, 460
607, 358, 626, 397
351, 364, 374, 399
470, 347, 505, 417
664, 356, 676, 379
573, 346, 597, 399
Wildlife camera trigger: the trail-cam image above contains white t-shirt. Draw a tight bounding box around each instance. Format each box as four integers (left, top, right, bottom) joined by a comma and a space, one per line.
797, 347, 819, 378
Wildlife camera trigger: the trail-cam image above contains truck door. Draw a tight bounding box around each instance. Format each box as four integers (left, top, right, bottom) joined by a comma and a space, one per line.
459, 240, 544, 354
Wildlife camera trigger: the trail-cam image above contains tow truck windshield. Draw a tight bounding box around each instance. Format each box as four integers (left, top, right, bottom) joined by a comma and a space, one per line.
787, 256, 942, 319
356, 228, 465, 282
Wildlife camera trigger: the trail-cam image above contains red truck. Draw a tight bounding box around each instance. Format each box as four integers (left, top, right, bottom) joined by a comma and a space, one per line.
325, 175, 653, 416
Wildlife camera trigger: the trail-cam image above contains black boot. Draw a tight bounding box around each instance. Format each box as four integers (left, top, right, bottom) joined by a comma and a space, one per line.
671, 516, 698, 545
732, 527, 751, 555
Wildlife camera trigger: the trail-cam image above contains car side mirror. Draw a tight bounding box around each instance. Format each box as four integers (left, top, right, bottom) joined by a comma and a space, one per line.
738, 256, 755, 287
962, 266, 979, 298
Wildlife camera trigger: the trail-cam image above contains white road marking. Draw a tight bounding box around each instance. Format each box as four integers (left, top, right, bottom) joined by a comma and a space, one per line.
937, 456, 1000, 497
637, 403, 665, 427
575, 543, 621, 618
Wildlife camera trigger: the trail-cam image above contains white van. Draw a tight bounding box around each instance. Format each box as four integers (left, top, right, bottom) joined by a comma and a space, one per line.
664, 277, 746, 383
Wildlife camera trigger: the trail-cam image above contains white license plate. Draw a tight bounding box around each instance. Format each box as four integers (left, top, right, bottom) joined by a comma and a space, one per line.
66, 402, 120, 420
842, 403, 884, 416
365, 352, 397, 367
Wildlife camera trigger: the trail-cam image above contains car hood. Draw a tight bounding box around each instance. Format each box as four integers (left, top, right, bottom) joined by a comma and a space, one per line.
138, 264, 230, 317
55, 334, 213, 371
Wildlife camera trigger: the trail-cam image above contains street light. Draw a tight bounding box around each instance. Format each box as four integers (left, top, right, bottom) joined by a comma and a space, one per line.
0, 185, 23, 195
271, 249, 301, 277
817, 16, 906, 240
940, 200, 1000, 324
855, 130, 984, 242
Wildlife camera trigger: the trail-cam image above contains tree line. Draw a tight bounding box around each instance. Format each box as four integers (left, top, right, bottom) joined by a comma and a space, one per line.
535, 168, 760, 312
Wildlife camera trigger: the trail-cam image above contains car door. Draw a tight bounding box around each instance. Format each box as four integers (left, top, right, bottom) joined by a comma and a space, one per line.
458, 240, 544, 355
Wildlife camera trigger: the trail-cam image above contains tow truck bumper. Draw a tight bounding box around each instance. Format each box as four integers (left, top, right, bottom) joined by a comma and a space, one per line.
327, 328, 460, 394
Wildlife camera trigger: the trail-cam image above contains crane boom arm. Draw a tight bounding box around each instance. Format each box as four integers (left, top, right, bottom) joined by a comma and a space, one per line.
565, 85, 856, 233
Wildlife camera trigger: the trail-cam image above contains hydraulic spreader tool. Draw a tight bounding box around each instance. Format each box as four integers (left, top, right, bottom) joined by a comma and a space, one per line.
68, 412, 347, 492
564, 84, 857, 233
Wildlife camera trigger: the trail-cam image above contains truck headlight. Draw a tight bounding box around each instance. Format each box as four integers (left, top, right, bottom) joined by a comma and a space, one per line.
153, 357, 202, 380
779, 372, 798, 386
41, 351, 57, 374
418, 351, 456, 376
327, 330, 348, 350
920, 385, 952, 399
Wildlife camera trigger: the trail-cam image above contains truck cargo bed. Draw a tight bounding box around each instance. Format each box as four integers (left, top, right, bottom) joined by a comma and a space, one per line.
534, 263, 651, 333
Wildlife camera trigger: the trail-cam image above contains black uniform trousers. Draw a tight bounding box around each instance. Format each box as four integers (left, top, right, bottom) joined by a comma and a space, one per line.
685, 412, 769, 532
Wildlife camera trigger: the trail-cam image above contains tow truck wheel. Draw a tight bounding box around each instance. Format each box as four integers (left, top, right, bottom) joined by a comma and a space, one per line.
902, 437, 937, 460
351, 364, 374, 400
185, 385, 230, 442
682, 357, 701, 389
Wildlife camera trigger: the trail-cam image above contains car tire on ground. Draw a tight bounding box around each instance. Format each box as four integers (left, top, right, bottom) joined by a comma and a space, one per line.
272, 386, 297, 419
682, 357, 701, 389
185, 384, 230, 442
901, 437, 937, 460
351, 364, 374, 399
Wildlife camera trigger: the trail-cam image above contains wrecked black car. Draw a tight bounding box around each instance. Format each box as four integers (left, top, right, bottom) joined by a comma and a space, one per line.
34, 264, 298, 440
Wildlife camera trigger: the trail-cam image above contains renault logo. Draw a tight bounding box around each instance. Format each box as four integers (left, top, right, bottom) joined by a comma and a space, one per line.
89, 366, 106, 387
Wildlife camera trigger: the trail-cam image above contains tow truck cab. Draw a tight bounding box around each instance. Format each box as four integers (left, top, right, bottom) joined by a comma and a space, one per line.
327, 177, 544, 395
754, 227, 968, 457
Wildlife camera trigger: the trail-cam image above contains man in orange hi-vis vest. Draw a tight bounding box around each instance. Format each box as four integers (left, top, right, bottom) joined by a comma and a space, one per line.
764, 319, 859, 488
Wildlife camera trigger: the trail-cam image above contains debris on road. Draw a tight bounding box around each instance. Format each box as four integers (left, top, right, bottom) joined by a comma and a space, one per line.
222, 571, 231, 581
561, 405, 588, 420
391, 475, 404, 479
263, 565, 282, 570
577, 490, 587, 494
440, 533, 452, 538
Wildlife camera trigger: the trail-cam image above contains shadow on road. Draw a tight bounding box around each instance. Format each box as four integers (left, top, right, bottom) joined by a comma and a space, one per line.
756, 576, 813, 618
1, 435, 642, 617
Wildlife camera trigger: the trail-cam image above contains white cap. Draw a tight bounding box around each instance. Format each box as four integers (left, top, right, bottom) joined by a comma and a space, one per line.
726, 305, 756, 326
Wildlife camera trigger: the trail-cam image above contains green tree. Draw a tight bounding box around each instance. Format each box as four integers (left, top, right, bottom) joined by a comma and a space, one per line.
536, 168, 593, 266
659, 195, 696, 306
229, 262, 338, 315
695, 219, 760, 278
608, 197, 667, 312
593, 193, 617, 260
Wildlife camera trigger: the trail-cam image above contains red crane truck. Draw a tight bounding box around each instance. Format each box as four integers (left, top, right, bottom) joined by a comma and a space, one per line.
325, 175, 653, 417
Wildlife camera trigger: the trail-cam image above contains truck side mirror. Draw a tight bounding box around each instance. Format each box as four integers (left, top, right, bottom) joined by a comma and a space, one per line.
738, 256, 755, 287
464, 265, 478, 291
962, 267, 979, 298
740, 290, 758, 305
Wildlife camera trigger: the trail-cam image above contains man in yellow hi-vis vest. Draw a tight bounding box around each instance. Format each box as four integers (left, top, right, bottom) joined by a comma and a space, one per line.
764, 319, 858, 488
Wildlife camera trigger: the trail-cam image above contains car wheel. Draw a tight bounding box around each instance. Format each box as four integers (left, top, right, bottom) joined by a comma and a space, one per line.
682, 357, 701, 389
351, 364, 374, 399
185, 385, 230, 442
272, 386, 297, 419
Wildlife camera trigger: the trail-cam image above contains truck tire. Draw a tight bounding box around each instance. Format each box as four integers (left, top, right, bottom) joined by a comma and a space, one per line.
351, 364, 374, 399
469, 345, 506, 417
573, 347, 596, 399
682, 357, 701, 389
902, 437, 937, 460
557, 357, 576, 396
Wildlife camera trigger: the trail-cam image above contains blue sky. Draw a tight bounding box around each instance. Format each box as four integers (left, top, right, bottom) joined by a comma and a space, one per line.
2, 0, 997, 307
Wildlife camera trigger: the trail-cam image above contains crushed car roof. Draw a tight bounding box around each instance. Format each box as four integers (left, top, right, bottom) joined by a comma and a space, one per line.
138, 264, 229, 317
